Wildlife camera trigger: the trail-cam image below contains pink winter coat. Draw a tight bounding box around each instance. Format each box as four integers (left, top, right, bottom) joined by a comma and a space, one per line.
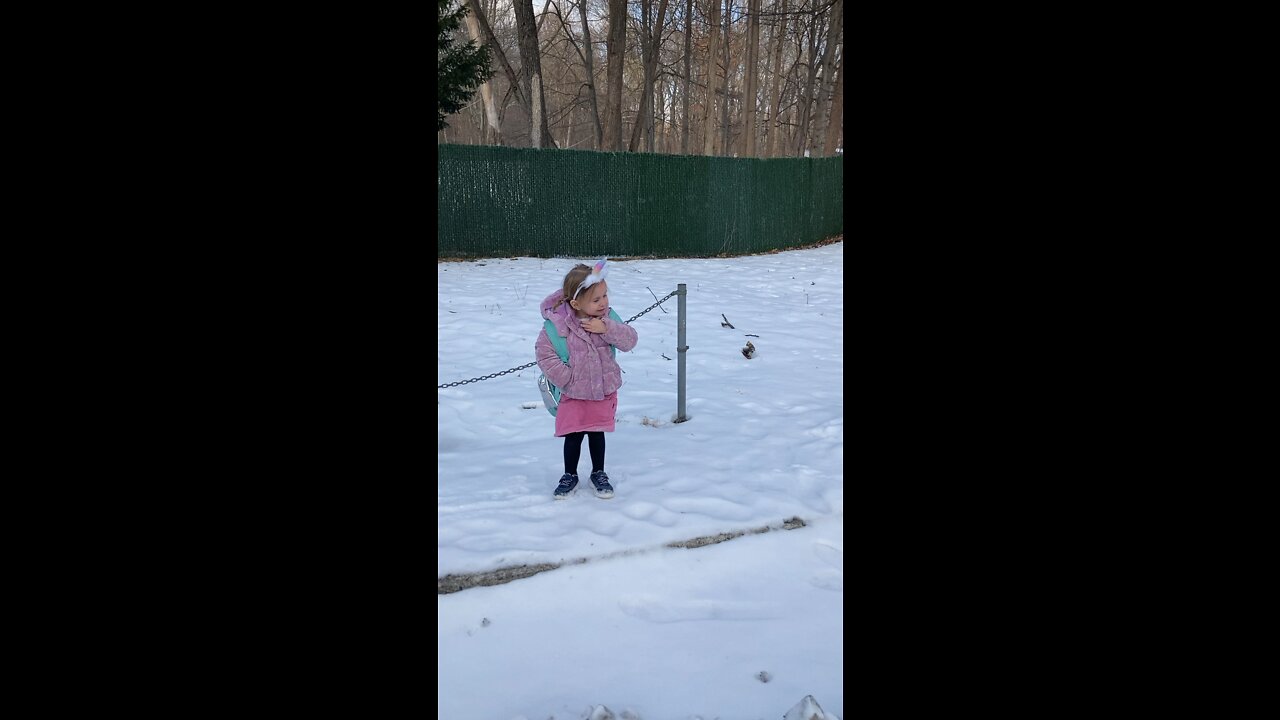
535, 290, 638, 400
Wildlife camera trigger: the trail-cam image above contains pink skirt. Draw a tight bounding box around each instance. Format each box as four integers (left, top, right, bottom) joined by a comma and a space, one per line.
555, 392, 618, 436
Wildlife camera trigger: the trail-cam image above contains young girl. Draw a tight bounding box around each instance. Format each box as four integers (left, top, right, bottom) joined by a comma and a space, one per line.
536, 259, 638, 500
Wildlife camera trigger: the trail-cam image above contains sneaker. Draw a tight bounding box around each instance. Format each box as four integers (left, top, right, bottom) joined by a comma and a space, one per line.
589, 470, 614, 499
553, 473, 578, 500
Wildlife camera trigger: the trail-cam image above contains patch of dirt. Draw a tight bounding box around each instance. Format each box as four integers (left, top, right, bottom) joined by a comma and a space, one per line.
438, 563, 560, 594
438, 517, 809, 594
668, 525, 765, 549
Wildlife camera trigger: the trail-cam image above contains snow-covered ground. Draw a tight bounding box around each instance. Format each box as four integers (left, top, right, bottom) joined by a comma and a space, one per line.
438, 242, 844, 719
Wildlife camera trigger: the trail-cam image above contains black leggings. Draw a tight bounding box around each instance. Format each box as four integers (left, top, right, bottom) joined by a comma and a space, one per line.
563, 431, 605, 476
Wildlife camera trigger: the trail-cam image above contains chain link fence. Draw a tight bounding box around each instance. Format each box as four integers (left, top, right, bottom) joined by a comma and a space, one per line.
439, 144, 842, 258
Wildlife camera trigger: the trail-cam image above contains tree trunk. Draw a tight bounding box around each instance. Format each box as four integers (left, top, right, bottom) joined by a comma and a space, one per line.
575, 0, 604, 149
742, 0, 761, 157
681, 0, 693, 154
629, 0, 653, 152
764, 0, 789, 157
513, 0, 556, 148
656, 77, 668, 152
719, 0, 732, 155
467, 0, 529, 116
462, 5, 503, 145
629, 0, 671, 152
702, 0, 721, 156
535, 0, 554, 33
809, 0, 842, 156
793, 7, 820, 156
823, 52, 842, 155
602, 0, 627, 151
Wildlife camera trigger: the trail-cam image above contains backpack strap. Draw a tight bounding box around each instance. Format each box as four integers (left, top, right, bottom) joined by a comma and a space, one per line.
607, 308, 622, 358
545, 308, 624, 363
544, 319, 569, 364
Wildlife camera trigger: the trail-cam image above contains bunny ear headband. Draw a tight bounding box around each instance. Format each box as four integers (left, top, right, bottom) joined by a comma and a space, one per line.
572, 258, 609, 299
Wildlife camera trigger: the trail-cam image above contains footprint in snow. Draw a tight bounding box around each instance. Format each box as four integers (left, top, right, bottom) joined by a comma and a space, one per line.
810, 540, 844, 591
618, 595, 780, 623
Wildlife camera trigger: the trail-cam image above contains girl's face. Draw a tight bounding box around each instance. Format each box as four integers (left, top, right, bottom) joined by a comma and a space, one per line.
572, 281, 609, 317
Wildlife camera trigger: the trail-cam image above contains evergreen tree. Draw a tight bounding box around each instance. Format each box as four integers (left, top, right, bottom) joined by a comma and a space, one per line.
438, 0, 494, 130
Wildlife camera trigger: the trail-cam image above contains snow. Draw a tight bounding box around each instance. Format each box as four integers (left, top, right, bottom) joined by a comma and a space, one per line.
438, 243, 843, 719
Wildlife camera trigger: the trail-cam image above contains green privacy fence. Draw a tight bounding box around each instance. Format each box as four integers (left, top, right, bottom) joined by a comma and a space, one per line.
438, 144, 842, 258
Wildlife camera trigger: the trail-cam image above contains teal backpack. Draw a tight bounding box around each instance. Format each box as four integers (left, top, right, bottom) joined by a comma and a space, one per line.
538, 308, 623, 416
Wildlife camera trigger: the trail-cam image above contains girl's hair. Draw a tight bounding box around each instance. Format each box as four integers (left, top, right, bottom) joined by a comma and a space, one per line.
553, 264, 592, 310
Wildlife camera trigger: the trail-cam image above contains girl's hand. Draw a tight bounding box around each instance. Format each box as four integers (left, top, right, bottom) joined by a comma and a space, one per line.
580, 316, 607, 333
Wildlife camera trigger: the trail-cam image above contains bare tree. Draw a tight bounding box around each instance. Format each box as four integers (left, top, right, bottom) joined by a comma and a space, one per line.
535, 0, 554, 32
513, 0, 556, 147
763, 0, 789, 157
628, 0, 671, 152
792, 2, 821, 156
462, 5, 504, 144
741, 0, 761, 156
823, 53, 842, 155
702, 0, 721, 155
573, 0, 604, 148
681, 0, 693, 154
719, 0, 732, 155
467, 0, 528, 117
655, 75, 669, 151
809, 0, 842, 156
602, 0, 627, 150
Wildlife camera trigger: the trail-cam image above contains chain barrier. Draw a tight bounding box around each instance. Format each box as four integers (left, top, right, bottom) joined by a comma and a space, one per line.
622, 290, 678, 324
437, 289, 679, 389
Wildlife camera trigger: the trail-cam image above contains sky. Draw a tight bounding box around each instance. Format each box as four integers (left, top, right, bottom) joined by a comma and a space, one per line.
438, 242, 844, 719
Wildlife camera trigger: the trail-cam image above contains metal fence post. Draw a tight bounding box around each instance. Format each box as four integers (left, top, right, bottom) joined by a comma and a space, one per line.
675, 283, 688, 423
